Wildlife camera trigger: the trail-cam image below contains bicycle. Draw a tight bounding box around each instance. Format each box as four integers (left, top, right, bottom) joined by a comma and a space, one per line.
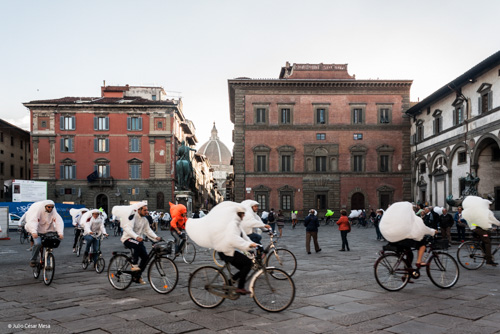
18, 226, 29, 244
456, 231, 500, 270
320, 217, 334, 226
107, 239, 178, 294
211, 230, 297, 277
32, 232, 60, 286
82, 234, 107, 273
75, 229, 85, 257
188, 245, 295, 312
166, 233, 196, 264
112, 221, 123, 237
374, 237, 459, 291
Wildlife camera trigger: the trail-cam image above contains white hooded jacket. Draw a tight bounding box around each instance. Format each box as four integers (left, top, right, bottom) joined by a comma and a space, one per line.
82, 209, 107, 237
240, 199, 266, 235
112, 202, 158, 243
24, 200, 64, 236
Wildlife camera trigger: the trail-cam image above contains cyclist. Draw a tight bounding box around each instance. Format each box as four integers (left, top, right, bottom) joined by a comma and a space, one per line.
379, 202, 437, 268
240, 199, 271, 244
70, 208, 88, 253
291, 211, 298, 229
25, 200, 64, 267
82, 209, 108, 264
169, 202, 188, 255
462, 195, 500, 266
115, 202, 161, 284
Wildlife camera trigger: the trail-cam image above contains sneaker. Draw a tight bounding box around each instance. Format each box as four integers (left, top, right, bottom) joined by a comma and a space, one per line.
486, 261, 498, 266
131, 264, 141, 272
307, 252, 311, 254
72, 248, 76, 253
29, 260, 37, 267
137, 278, 147, 285
316, 249, 322, 253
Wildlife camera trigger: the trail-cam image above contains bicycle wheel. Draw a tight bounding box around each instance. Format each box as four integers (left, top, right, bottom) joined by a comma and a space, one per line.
95, 257, 105, 274
251, 268, 295, 312
188, 266, 227, 308
33, 263, 41, 279
107, 254, 133, 290
427, 252, 459, 289
212, 250, 224, 268
43, 253, 55, 285
166, 241, 177, 260
20, 231, 25, 244
148, 256, 178, 294
182, 242, 196, 264
114, 225, 119, 237
265, 248, 297, 277
374, 253, 409, 292
82, 256, 89, 270
456, 241, 485, 270
76, 237, 84, 257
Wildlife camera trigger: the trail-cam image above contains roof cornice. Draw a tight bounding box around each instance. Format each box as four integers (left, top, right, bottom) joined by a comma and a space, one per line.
228, 79, 412, 88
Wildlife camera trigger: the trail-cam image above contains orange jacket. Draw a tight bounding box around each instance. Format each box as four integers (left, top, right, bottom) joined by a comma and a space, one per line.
169, 202, 187, 230
336, 216, 350, 231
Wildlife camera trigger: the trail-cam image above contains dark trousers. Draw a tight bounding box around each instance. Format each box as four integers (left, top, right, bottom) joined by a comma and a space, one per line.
218, 251, 252, 289
171, 230, 186, 254
305, 231, 320, 252
456, 225, 466, 241
340, 230, 350, 250
248, 233, 262, 244
124, 239, 149, 272
73, 228, 82, 248
472, 227, 494, 262
375, 224, 383, 240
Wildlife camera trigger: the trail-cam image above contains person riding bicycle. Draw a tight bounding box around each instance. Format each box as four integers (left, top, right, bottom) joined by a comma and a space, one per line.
25, 200, 64, 267
462, 195, 500, 266
70, 208, 88, 253
240, 200, 271, 244
169, 202, 188, 255
186, 201, 258, 295
82, 209, 108, 264
115, 202, 161, 284
379, 202, 437, 268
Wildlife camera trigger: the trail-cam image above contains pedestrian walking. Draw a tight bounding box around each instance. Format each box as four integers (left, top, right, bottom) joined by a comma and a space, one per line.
304, 209, 321, 254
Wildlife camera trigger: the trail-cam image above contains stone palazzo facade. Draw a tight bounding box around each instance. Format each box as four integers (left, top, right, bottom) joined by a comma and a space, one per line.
228, 63, 412, 217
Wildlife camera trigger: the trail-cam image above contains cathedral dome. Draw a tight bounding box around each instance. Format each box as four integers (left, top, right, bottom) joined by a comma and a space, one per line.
198, 123, 232, 166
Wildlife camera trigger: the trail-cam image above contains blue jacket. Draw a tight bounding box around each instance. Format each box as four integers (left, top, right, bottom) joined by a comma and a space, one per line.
304, 214, 319, 232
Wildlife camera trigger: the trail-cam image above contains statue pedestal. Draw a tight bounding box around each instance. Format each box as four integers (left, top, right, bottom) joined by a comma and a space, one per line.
175, 191, 193, 217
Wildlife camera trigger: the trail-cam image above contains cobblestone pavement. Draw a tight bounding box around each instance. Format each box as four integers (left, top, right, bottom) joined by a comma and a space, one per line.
0, 224, 499, 334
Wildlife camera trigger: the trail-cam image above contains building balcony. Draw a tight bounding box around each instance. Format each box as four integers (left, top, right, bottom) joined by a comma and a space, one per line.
88, 177, 114, 188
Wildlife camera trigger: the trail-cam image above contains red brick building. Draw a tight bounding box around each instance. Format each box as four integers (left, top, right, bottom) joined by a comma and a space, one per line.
228, 63, 412, 216
24, 85, 199, 213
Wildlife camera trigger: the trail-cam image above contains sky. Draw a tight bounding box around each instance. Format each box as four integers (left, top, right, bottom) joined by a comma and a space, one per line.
1, 0, 499, 150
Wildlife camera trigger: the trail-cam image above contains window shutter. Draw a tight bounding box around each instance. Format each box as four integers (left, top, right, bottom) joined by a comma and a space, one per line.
410, 134, 415, 145
138, 117, 143, 130
478, 97, 481, 114
453, 109, 456, 126
60, 165, 64, 179
94, 139, 98, 152
94, 117, 98, 130
72, 165, 76, 179
60, 116, 64, 130
105, 138, 109, 152
71, 116, 75, 130
488, 92, 492, 111
60, 188, 65, 195
127, 117, 131, 130
105, 117, 109, 130
60, 138, 64, 152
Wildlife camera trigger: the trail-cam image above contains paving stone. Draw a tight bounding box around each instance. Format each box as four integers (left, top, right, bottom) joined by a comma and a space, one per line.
385, 320, 448, 334
113, 306, 167, 320
155, 320, 203, 333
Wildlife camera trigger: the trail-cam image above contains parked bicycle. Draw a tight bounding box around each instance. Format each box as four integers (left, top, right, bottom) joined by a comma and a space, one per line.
107, 239, 178, 294
456, 231, 500, 270
166, 233, 196, 264
82, 234, 107, 273
18, 226, 30, 244
374, 237, 459, 291
112, 220, 122, 237
32, 232, 60, 286
188, 245, 295, 312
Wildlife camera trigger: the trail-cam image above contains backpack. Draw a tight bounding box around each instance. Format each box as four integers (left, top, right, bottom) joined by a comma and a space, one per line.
268, 212, 275, 222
